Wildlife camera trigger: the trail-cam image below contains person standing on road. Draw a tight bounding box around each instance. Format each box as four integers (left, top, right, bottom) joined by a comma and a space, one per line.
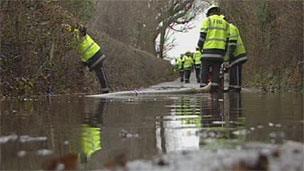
193, 48, 202, 83
183, 52, 194, 83
176, 54, 185, 82
197, 5, 229, 92
62, 23, 110, 93
226, 22, 248, 92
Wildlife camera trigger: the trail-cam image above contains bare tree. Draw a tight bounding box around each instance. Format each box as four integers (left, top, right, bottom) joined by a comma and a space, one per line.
91, 0, 206, 58
154, 0, 206, 58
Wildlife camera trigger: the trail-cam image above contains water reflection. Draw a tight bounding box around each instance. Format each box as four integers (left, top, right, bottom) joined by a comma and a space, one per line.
81, 97, 169, 170
0, 96, 84, 170
80, 100, 105, 163
156, 96, 202, 153
156, 92, 245, 152
199, 92, 246, 149
0, 93, 303, 170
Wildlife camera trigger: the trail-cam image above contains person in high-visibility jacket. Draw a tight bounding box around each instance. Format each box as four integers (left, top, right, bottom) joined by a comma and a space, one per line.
197, 5, 229, 91
183, 52, 194, 83
62, 23, 110, 93
226, 22, 248, 92
193, 48, 202, 83
176, 55, 185, 82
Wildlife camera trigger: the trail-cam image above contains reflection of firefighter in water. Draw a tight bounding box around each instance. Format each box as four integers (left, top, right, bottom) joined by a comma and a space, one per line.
199, 92, 243, 147
44, 100, 106, 170
176, 96, 201, 127
225, 92, 242, 120
200, 92, 242, 129
201, 93, 223, 127
80, 100, 106, 163
81, 124, 102, 162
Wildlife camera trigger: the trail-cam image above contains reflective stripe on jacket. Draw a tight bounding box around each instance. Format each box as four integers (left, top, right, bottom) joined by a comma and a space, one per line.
200, 15, 229, 60
81, 124, 102, 158
183, 55, 194, 69
78, 34, 101, 62
176, 57, 184, 70
228, 23, 247, 64
193, 50, 202, 65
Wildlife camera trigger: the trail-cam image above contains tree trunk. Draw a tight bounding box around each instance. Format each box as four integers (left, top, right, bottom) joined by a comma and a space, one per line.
159, 28, 166, 59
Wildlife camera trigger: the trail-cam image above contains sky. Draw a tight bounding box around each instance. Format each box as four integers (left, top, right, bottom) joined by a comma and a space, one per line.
167, 14, 205, 60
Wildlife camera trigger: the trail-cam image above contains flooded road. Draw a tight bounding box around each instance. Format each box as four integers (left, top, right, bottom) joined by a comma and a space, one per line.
0, 92, 303, 170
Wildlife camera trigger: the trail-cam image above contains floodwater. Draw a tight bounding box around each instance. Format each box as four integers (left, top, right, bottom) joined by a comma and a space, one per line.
0, 92, 303, 170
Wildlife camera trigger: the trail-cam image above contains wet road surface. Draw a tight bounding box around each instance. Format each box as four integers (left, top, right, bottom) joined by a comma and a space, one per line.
0, 78, 303, 170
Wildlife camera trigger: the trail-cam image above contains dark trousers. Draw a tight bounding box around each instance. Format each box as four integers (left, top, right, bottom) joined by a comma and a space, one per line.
194, 64, 201, 83
94, 65, 110, 93
200, 59, 221, 90
179, 71, 184, 82
229, 63, 242, 91
87, 50, 110, 93
184, 69, 192, 83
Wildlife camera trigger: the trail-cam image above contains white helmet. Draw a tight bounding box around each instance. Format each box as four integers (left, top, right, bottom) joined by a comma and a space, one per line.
205, 4, 220, 17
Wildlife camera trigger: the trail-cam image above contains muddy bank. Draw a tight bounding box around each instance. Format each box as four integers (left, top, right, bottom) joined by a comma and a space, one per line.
101, 141, 303, 171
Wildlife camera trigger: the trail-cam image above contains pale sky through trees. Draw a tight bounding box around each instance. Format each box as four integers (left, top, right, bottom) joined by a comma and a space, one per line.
167, 14, 204, 60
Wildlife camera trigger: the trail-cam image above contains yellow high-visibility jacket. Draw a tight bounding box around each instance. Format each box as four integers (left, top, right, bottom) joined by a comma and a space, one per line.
228, 23, 247, 65
183, 55, 194, 70
78, 34, 101, 62
193, 50, 202, 65
199, 14, 229, 60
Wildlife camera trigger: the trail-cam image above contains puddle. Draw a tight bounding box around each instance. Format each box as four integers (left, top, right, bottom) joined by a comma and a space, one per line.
0, 92, 303, 170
